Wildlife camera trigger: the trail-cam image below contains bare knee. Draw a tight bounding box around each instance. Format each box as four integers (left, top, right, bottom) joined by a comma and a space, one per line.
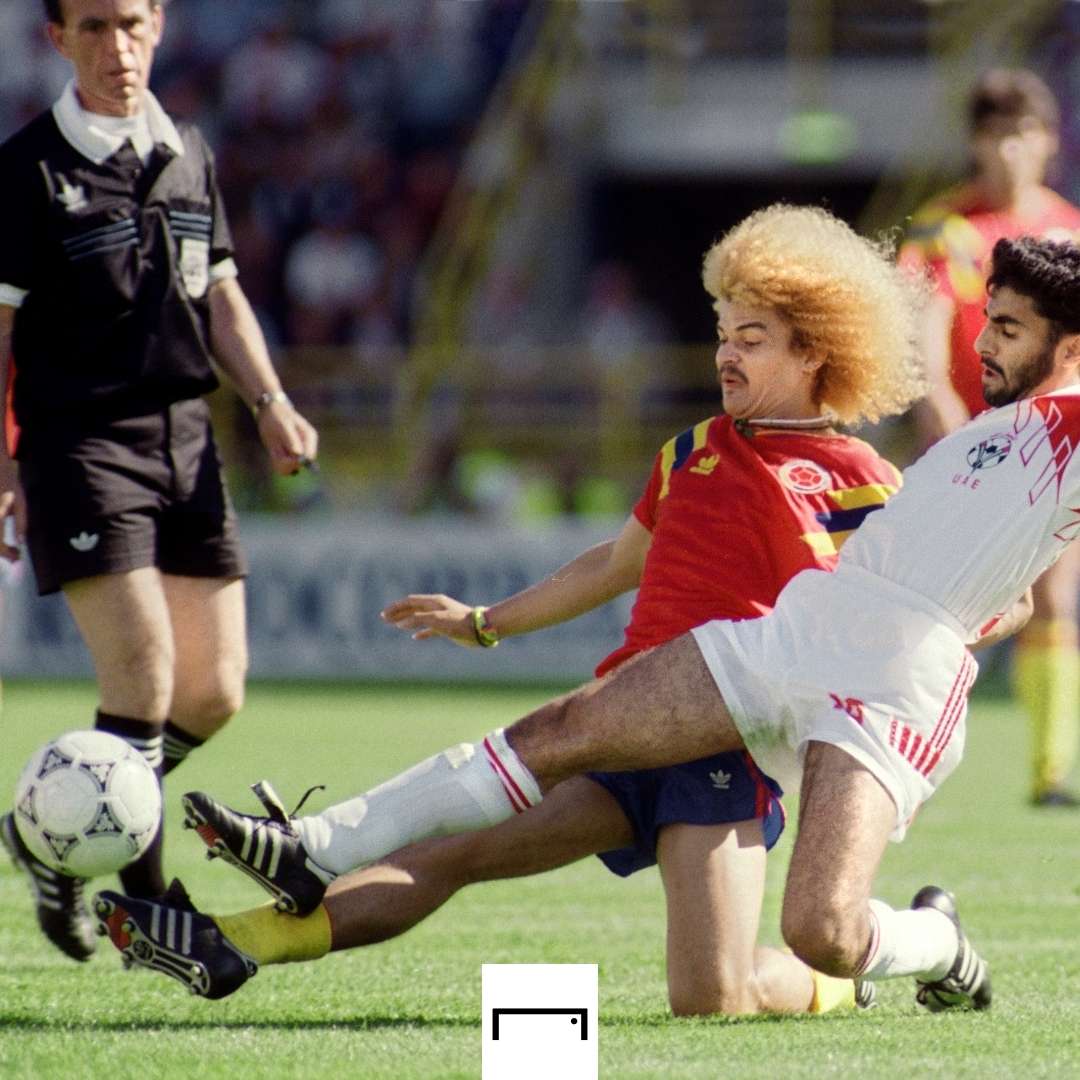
171, 667, 245, 735
781, 904, 864, 978
505, 693, 589, 791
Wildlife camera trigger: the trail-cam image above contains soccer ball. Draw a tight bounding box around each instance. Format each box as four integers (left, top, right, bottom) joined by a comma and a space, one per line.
12, 729, 161, 879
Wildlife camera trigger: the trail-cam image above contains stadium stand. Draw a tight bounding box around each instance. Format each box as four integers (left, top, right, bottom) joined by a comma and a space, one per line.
0, 0, 1066, 514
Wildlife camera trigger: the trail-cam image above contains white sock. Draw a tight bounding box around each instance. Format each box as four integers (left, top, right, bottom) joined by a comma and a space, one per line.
295, 729, 542, 876
858, 898, 958, 982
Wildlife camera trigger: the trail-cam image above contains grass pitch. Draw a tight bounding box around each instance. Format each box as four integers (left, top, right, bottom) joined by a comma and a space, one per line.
1, 678, 1078, 1079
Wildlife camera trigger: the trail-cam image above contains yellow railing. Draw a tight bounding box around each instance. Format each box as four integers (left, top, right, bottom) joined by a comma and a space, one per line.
404, 2, 584, 455
215, 343, 721, 512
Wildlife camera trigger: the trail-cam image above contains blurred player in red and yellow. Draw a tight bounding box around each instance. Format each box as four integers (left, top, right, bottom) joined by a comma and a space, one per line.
99, 205, 926, 1013
899, 69, 1080, 806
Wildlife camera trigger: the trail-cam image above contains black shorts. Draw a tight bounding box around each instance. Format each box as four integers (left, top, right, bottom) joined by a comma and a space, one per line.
20, 399, 247, 595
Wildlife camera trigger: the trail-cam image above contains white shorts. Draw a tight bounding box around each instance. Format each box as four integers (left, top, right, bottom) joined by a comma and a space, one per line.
691, 563, 977, 841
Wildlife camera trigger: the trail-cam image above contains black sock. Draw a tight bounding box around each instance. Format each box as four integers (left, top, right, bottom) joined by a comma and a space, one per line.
162, 720, 205, 777
94, 710, 166, 898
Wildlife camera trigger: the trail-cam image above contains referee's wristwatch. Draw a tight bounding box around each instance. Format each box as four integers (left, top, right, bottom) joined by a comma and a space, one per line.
251, 390, 291, 417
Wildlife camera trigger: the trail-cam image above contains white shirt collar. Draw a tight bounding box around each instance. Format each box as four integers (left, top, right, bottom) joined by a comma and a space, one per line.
51, 79, 185, 165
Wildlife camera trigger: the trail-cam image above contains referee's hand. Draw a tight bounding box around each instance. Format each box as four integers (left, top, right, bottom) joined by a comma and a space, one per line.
256, 400, 319, 476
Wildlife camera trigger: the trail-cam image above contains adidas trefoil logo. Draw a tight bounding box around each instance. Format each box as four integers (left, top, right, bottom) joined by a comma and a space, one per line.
691, 454, 720, 476
56, 174, 88, 213
69, 531, 99, 552
709, 769, 731, 790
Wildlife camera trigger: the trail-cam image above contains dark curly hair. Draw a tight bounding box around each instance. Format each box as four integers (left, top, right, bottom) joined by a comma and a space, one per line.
988, 237, 1080, 338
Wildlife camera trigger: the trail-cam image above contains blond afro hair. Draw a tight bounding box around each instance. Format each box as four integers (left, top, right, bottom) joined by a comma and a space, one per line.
702, 204, 928, 426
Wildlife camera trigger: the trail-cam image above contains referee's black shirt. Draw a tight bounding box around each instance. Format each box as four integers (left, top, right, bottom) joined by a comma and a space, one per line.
0, 98, 234, 448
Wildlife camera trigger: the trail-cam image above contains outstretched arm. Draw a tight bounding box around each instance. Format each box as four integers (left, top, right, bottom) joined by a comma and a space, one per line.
382, 513, 652, 646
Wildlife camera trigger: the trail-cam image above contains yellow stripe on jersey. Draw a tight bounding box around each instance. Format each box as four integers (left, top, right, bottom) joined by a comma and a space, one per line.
658, 438, 676, 501
802, 529, 855, 556
658, 418, 713, 501
692, 418, 711, 451
800, 481, 898, 555
824, 482, 899, 509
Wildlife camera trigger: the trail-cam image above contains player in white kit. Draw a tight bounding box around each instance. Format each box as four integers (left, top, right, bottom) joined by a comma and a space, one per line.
104, 234, 1080, 1011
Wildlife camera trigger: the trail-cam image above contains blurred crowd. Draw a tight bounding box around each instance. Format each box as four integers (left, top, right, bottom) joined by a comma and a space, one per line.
0, 1, 688, 519
2, 0, 1006, 521
0, 0, 532, 356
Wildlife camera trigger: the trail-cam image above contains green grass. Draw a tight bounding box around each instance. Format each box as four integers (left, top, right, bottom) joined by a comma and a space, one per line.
1, 679, 1078, 1079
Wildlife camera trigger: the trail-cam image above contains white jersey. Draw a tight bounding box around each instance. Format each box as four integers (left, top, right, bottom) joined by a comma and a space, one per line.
840, 386, 1080, 643
693, 387, 1080, 835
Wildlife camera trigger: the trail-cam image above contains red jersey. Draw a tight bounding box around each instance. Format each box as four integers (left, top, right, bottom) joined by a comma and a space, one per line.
595, 415, 901, 676
899, 183, 1080, 417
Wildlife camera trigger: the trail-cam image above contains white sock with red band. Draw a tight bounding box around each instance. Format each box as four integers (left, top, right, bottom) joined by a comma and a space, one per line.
858, 898, 957, 982
295, 729, 541, 876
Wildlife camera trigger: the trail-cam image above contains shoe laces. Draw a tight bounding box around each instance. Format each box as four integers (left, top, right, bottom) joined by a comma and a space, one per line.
251, 780, 326, 825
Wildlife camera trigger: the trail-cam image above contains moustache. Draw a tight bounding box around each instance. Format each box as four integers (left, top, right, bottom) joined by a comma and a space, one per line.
981, 357, 1004, 377
719, 365, 748, 384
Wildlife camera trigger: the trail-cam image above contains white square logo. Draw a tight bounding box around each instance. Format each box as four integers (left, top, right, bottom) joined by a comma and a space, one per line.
482, 963, 598, 1080
179, 237, 210, 299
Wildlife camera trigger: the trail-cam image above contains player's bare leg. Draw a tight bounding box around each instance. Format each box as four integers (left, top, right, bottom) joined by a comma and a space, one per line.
164, 574, 247, 741
505, 634, 744, 789
321, 777, 633, 949
63, 567, 175, 722
66, 572, 246, 899
782, 741, 990, 1010
96, 778, 634, 999
780, 742, 894, 977
660, 819, 782, 1014
63, 568, 176, 897
101, 774, 861, 1015
182, 633, 745, 909
657, 819, 864, 1015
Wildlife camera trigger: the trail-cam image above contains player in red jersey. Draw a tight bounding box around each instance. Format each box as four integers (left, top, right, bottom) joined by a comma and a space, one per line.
899, 69, 1080, 806
98, 205, 924, 1012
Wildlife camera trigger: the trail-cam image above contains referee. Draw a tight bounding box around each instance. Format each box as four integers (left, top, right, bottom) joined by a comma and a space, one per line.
0, 0, 318, 961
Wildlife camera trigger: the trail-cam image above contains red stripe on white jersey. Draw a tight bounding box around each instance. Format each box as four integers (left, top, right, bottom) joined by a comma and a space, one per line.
929, 651, 975, 749
920, 648, 980, 777
913, 737, 934, 773
905, 732, 923, 768
483, 736, 531, 814
935, 654, 976, 750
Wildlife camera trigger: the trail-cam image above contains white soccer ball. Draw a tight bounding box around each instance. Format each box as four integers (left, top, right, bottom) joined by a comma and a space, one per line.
12, 729, 162, 879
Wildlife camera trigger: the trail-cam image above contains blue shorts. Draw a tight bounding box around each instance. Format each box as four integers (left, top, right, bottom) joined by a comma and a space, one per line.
587, 751, 785, 877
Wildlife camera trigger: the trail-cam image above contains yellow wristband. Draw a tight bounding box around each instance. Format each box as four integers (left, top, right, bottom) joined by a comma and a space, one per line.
472, 606, 500, 648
